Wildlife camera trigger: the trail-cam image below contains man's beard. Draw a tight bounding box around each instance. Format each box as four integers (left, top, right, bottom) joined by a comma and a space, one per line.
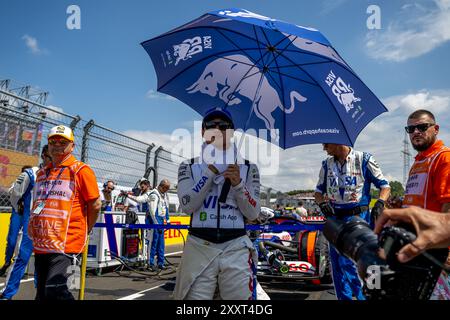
412, 139, 433, 152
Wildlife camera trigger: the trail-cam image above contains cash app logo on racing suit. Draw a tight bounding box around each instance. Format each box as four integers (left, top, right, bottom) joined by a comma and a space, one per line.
200, 211, 207, 221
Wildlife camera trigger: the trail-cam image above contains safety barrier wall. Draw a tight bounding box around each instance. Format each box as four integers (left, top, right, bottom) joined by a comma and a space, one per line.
0, 211, 323, 269
0, 212, 191, 266
0, 212, 11, 264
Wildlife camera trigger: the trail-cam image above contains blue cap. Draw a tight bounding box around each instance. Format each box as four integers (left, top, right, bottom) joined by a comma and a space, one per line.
202, 107, 234, 128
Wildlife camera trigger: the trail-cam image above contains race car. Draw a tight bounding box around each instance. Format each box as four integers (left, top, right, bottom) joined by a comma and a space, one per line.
250, 211, 331, 283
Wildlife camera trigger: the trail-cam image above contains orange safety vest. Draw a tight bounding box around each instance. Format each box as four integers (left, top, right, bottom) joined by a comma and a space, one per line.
28, 156, 87, 254
404, 141, 450, 211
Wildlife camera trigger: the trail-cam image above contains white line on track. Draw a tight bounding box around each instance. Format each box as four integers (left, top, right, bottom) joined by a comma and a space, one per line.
117, 283, 173, 300
117, 250, 182, 300
0, 278, 34, 288
164, 251, 182, 257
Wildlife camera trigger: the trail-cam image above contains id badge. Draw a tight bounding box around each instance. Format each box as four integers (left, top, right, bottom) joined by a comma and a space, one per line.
33, 201, 45, 215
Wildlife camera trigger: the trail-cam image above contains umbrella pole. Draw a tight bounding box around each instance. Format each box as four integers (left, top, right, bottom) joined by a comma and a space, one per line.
234, 71, 266, 161
218, 68, 268, 204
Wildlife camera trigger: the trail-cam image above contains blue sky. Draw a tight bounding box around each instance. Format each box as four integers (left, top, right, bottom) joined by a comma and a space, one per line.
1, 0, 449, 190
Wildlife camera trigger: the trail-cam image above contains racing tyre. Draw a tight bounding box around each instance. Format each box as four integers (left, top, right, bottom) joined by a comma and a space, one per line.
295, 230, 331, 283
316, 233, 332, 284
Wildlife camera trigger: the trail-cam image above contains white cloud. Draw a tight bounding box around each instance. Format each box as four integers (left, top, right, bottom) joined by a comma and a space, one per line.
383, 90, 450, 113
123, 129, 178, 150
354, 89, 450, 182
146, 89, 177, 101
22, 34, 48, 55
45, 105, 65, 121
256, 89, 449, 191
320, 0, 351, 15
366, 0, 450, 61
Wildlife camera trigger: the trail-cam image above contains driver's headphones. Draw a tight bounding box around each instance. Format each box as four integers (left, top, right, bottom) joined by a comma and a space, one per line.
103, 181, 115, 190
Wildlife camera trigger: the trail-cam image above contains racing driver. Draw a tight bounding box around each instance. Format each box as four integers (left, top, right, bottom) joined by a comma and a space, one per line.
173, 108, 260, 300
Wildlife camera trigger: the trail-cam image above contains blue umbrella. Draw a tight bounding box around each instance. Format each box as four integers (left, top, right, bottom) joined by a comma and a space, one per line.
141, 8, 387, 149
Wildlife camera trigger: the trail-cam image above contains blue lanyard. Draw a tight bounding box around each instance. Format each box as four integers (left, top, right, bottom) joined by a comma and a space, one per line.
40, 167, 67, 202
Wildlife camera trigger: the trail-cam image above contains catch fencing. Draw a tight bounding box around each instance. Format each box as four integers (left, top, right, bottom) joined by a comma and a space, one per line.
0, 80, 282, 210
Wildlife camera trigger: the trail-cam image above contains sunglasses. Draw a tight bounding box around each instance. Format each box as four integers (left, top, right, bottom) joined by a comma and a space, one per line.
404, 123, 435, 134
204, 120, 233, 131
48, 139, 72, 146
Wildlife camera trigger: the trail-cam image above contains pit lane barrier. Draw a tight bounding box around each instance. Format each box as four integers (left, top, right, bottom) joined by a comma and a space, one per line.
91, 217, 325, 269
94, 220, 325, 232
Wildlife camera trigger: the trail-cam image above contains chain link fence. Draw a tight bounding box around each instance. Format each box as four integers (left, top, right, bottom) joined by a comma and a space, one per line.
0, 81, 83, 210
0, 80, 283, 211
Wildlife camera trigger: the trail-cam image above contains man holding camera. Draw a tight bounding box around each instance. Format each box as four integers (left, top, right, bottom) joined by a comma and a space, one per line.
403, 109, 450, 300
100, 180, 116, 211
375, 207, 450, 261
314, 143, 390, 300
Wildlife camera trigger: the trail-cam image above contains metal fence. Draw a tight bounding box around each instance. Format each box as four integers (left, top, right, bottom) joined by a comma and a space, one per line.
0, 80, 283, 211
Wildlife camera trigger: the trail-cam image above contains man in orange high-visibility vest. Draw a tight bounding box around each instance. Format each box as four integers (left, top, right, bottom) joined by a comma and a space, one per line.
403, 109, 450, 300
28, 125, 101, 300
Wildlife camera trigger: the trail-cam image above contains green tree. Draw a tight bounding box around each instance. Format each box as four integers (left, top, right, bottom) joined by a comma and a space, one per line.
371, 180, 404, 199
389, 180, 405, 197
286, 189, 315, 196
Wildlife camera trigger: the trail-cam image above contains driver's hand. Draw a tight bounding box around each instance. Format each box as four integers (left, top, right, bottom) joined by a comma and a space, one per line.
223, 164, 241, 187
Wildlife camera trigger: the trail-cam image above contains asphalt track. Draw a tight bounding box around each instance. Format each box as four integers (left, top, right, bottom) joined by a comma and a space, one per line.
0, 244, 336, 300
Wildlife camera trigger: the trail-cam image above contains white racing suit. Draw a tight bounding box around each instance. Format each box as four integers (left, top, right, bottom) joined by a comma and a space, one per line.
174, 155, 261, 300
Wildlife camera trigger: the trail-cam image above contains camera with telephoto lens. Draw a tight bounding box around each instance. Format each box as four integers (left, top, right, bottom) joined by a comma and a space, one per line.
323, 216, 448, 300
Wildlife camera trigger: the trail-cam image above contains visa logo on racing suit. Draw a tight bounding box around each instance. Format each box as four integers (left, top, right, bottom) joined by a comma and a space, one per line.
203, 195, 238, 210
192, 176, 208, 193
203, 195, 217, 209
345, 176, 357, 186
328, 176, 357, 187
325, 70, 361, 113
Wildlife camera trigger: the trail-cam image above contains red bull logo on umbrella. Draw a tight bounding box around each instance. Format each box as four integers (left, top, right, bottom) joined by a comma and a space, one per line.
186, 54, 307, 140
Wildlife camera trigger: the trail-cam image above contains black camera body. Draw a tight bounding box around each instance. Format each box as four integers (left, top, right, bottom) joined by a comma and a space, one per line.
323, 216, 448, 300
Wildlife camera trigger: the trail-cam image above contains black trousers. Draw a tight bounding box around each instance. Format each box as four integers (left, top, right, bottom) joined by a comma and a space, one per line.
34, 253, 79, 300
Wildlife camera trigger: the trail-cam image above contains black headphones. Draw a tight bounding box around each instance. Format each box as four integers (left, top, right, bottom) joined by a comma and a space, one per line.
103, 181, 115, 190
